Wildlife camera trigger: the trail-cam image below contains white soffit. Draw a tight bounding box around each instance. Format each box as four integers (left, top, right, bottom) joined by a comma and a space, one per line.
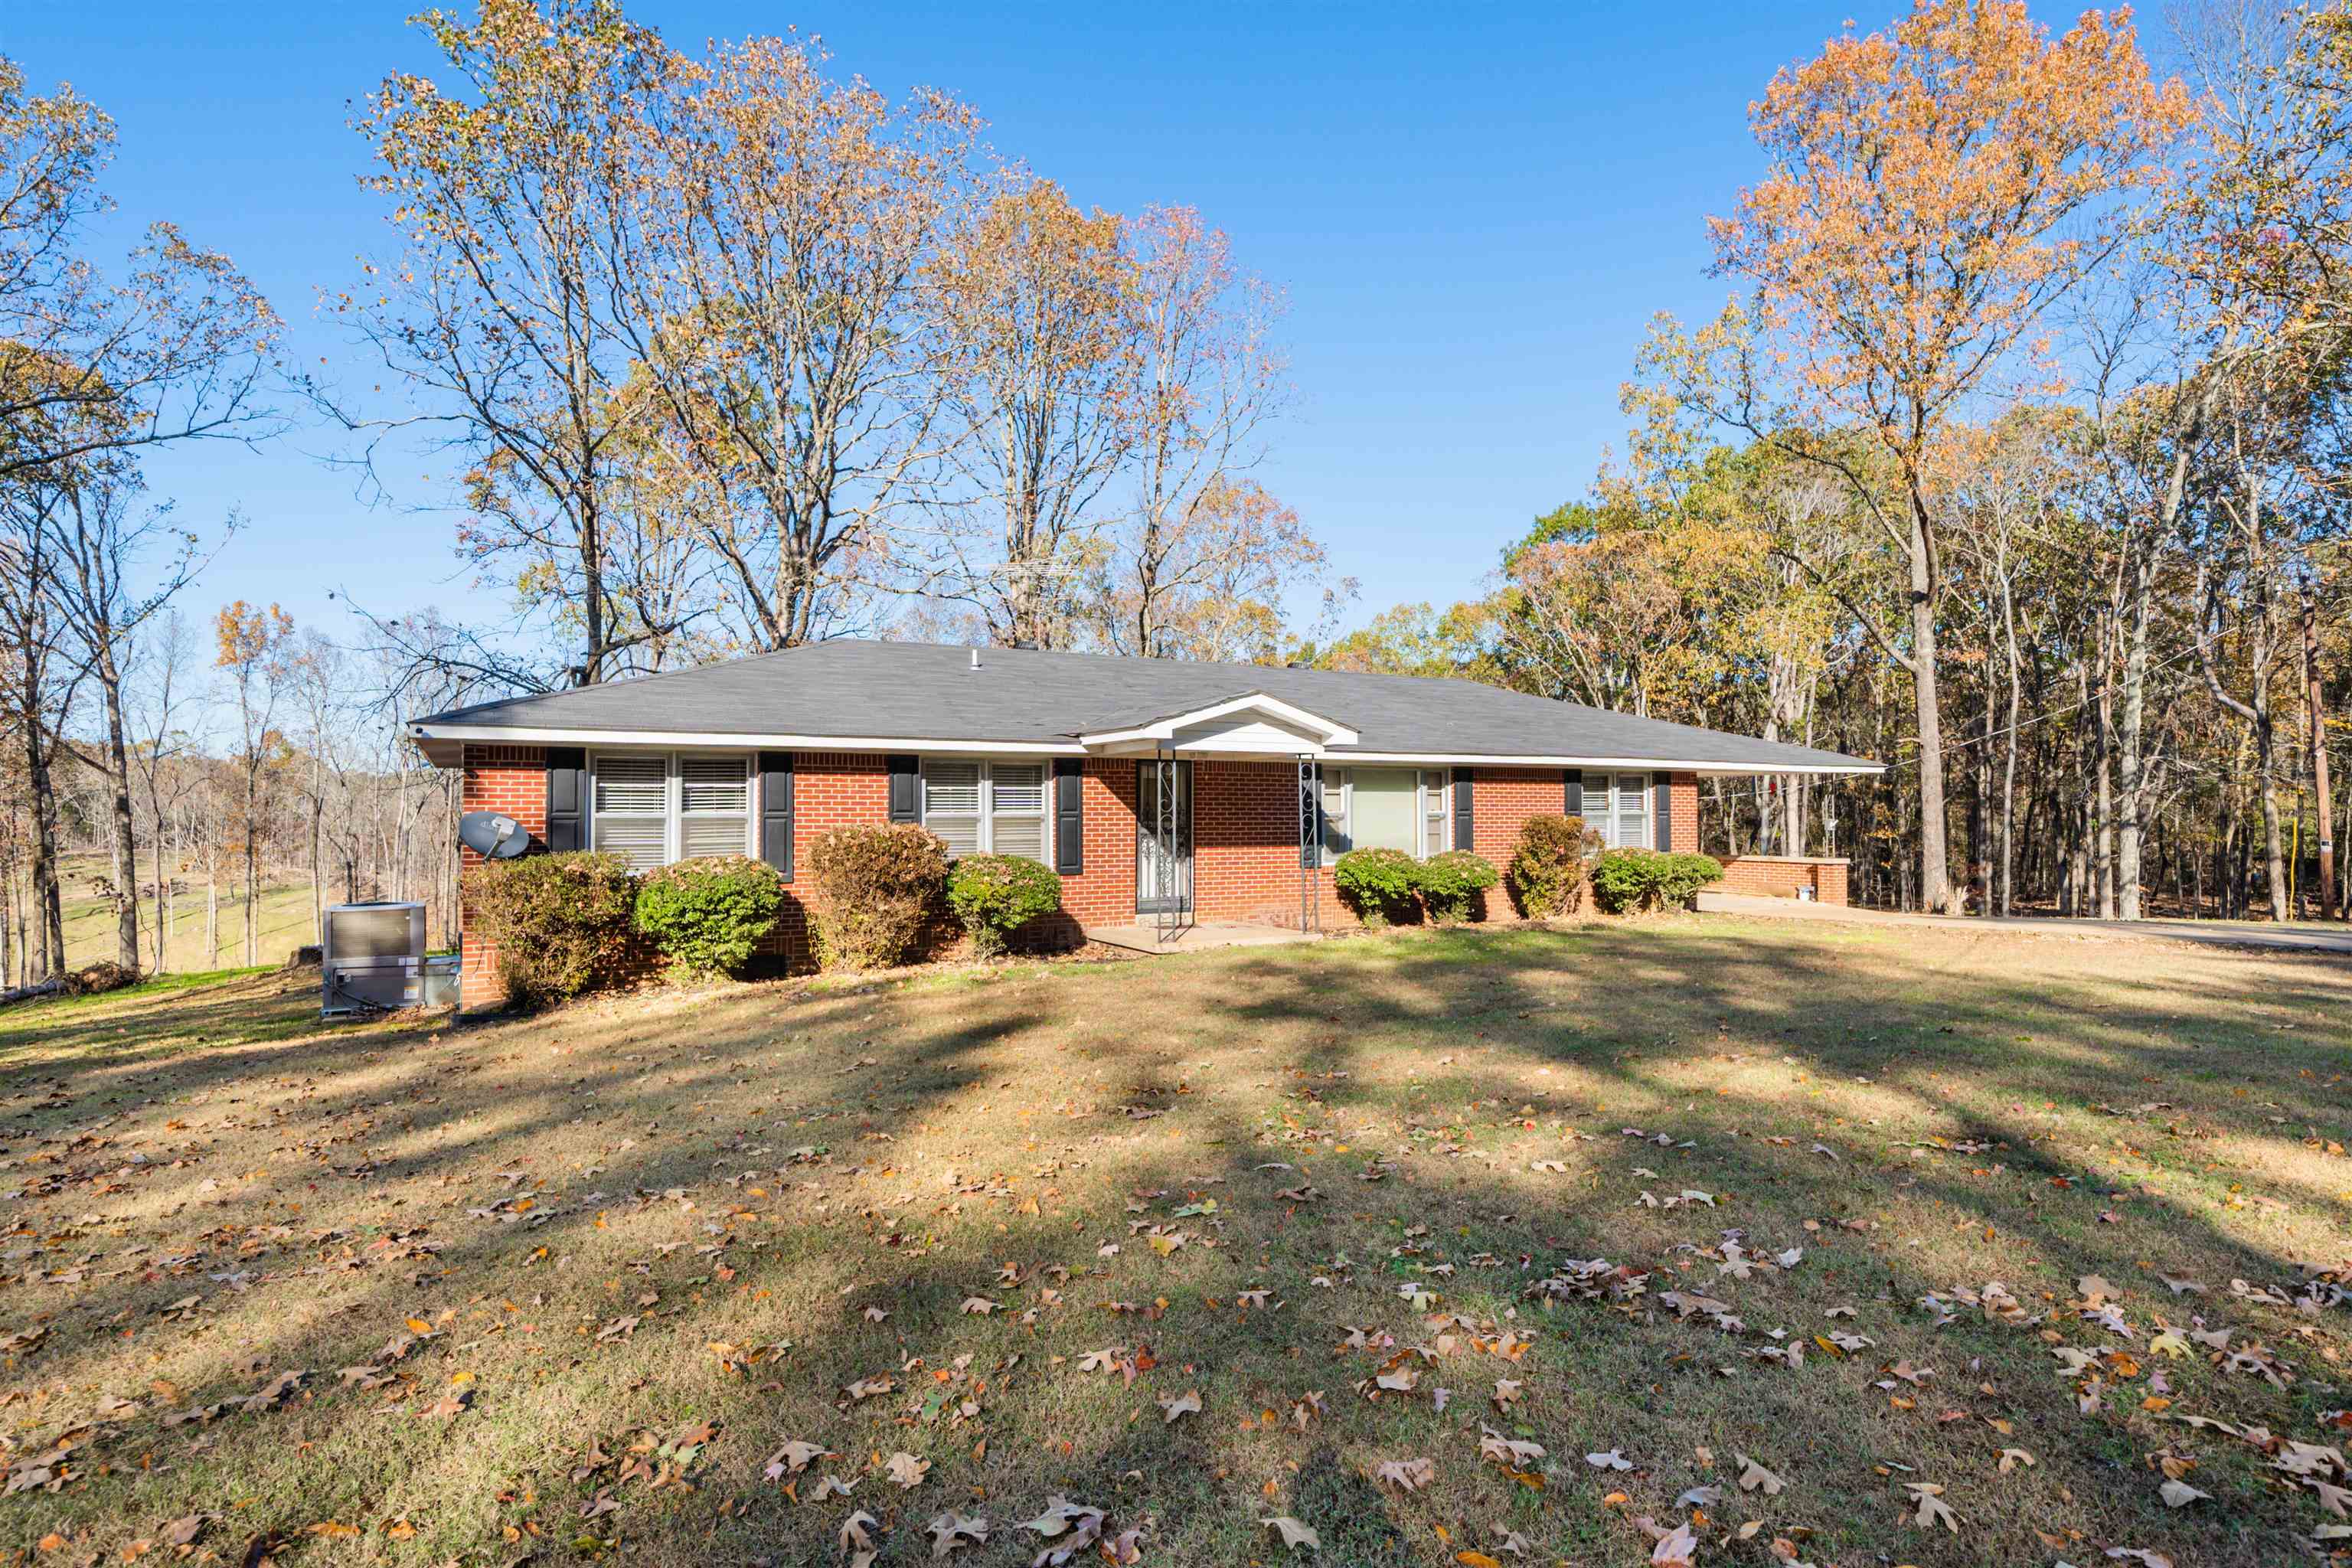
1075, 691, 1360, 752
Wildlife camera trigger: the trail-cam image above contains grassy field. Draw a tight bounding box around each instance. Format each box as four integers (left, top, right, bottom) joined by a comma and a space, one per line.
54, 856, 317, 976
0, 916, 2347, 1567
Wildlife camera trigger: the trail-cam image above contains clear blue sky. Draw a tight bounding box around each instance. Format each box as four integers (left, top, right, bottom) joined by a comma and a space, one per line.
0, 1, 1862, 648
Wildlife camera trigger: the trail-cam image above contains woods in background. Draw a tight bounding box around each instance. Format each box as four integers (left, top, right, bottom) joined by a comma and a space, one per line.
338, 0, 1342, 712
6, 0, 2352, 985
1321, 0, 2352, 922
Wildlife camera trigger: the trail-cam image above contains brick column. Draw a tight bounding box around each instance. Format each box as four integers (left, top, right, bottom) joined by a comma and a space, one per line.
458, 743, 549, 1005
1670, 773, 1700, 853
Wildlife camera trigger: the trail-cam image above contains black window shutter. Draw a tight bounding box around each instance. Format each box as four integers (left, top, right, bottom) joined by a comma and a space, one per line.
1653, 776, 1672, 851
759, 751, 795, 880
1452, 768, 1474, 851
1563, 769, 1583, 819
546, 746, 586, 852
887, 755, 920, 823
1054, 759, 1084, 874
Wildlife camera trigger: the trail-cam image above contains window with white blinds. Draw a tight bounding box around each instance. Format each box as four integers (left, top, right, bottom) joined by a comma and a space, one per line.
679, 756, 751, 858
920, 760, 1050, 865
1586, 771, 1651, 850
989, 763, 1047, 861
591, 753, 669, 871
588, 753, 751, 871
922, 760, 983, 858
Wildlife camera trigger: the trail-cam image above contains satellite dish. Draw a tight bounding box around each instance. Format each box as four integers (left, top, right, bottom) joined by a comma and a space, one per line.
459, 811, 531, 859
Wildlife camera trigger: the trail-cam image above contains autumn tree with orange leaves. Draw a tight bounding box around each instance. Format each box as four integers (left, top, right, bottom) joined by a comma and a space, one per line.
215, 600, 294, 965
1704, 0, 2192, 913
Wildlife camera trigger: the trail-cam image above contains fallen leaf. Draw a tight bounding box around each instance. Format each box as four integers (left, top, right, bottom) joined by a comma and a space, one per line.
1262, 1516, 1319, 1552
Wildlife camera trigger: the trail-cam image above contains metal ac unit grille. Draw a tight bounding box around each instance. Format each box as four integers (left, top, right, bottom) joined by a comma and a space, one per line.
324, 962, 421, 1016
325, 903, 422, 963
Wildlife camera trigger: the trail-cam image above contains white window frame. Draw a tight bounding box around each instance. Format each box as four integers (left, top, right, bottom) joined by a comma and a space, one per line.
920, 758, 1051, 867
588, 751, 753, 870
1317, 767, 1350, 866
1586, 770, 1653, 851
1419, 769, 1452, 858
1317, 766, 1450, 863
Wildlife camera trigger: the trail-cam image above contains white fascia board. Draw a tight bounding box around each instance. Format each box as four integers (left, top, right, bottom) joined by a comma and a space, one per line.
1331, 751, 1884, 776
410, 723, 1081, 756
1077, 691, 1359, 748
411, 724, 1881, 776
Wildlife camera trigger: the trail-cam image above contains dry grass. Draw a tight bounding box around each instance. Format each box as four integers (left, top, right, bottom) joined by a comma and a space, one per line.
57, 856, 320, 975
2, 916, 2348, 1568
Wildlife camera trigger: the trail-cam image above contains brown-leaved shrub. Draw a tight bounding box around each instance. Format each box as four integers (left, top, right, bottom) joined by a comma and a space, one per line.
804, 824, 949, 972
462, 851, 639, 1009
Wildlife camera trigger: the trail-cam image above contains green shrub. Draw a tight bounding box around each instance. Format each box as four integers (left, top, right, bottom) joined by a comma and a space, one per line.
1334, 847, 1419, 927
633, 854, 785, 978
1506, 813, 1602, 917
804, 823, 949, 972
1589, 848, 1725, 914
462, 851, 638, 1009
1418, 849, 1499, 925
1658, 852, 1726, 906
946, 853, 1063, 958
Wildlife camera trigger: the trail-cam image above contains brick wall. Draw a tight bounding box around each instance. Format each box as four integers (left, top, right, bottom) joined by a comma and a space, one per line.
458, 744, 548, 1004
1717, 855, 1851, 904
1671, 773, 1698, 853
455, 744, 1724, 1001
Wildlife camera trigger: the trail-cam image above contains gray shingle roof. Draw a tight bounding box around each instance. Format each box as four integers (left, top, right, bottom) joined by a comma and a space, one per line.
412, 639, 1878, 773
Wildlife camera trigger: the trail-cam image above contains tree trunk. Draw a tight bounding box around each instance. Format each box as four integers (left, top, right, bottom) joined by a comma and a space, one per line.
243, 766, 261, 965
22, 722, 66, 981
92, 645, 142, 969
148, 787, 169, 975
2256, 708, 2287, 921
1908, 503, 1955, 912
1998, 600, 2021, 916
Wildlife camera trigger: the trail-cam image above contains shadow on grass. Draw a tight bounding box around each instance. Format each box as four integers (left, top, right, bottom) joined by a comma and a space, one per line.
2, 921, 2346, 1566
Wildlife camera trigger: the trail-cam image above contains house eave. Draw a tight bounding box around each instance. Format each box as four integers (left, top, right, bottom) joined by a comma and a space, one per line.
411, 720, 1881, 778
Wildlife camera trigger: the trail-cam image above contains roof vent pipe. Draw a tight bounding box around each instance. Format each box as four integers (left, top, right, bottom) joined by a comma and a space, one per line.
969, 647, 981, 671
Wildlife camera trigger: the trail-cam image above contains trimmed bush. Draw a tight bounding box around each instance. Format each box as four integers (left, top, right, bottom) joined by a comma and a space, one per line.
1506, 813, 1602, 917
804, 823, 949, 972
633, 854, 785, 979
1334, 847, 1419, 927
946, 853, 1063, 958
462, 851, 639, 1009
1658, 851, 1727, 906
1589, 847, 1725, 913
1417, 849, 1498, 926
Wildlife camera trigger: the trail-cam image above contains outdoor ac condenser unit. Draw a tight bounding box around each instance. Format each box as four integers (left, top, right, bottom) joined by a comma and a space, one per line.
322, 901, 428, 1018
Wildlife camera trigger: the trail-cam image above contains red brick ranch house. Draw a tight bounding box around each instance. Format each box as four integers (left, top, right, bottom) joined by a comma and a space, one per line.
410, 640, 1880, 996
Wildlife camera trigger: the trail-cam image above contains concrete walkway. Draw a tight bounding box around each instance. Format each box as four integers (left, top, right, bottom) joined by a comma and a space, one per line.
1083, 920, 1319, 956
1694, 890, 2352, 956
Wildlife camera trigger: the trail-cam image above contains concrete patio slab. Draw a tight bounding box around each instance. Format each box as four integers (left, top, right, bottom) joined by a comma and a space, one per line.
1083, 920, 1320, 955
1695, 890, 2352, 956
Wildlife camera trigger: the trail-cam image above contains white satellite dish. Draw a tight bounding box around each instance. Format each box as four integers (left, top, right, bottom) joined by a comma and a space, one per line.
459, 811, 531, 859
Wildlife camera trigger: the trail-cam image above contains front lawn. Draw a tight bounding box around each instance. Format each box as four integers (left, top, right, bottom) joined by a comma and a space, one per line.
1, 918, 2346, 1566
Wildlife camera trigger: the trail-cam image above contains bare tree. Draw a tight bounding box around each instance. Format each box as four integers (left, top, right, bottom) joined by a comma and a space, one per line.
619, 34, 979, 649
214, 600, 292, 965
928, 179, 1133, 646
125, 610, 197, 972
1105, 207, 1292, 658
0, 56, 280, 485
0, 475, 78, 978
341, 0, 676, 690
